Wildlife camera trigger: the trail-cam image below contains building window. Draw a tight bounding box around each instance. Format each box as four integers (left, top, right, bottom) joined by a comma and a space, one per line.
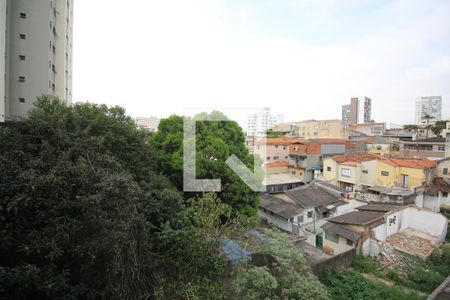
326, 232, 339, 243
283, 146, 287, 150
19, 55, 26, 60
18, 76, 25, 82
362, 170, 368, 174
346, 239, 353, 246
443, 192, 449, 198
19, 12, 27, 19
381, 171, 389, 177
327, 167, 332, 172
18, 98, 25, 103
19, 34, 26, 39
52, 83, 55, 91
341, 168, 351, 177
289, 217, 294, 223
291, 171, 296, 175
307, 211, 313, 218
297, 215, 304, 223
275, 145, 279, 148
274, 156, 279, 160
438, 146, 445, 151
444, 168, 448, 175
49, 81, 52, 88
266, 157, 270, 161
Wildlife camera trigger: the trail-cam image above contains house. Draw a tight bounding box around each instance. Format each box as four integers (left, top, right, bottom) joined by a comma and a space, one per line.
363, 136, 392, 156
376, 157, 436, 188
356, 186, 417, 205
254, 137, 305, 164
288, 139, 350, 183
324, 153, 437, 191
264, 173, 303, 193
428, 177, 450, 210
437, 157, 450, 179
398, 137, 446, 159
323, 153, 381, 192
259, 181, 352, 236
321, 204, 448, 258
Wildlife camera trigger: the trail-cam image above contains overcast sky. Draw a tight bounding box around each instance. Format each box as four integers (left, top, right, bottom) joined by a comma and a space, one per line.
73, 0, 450, 125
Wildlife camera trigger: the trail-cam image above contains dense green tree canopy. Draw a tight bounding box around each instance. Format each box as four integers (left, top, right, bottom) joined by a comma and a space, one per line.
0, 97, 181, 299
149, 111, 262, 218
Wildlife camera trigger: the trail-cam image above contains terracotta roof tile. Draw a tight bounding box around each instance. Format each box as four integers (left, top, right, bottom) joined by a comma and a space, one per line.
266, 161, 289, 168
381, 158, 436, 169
257, 137, 307, 145
332, 152, 382, 164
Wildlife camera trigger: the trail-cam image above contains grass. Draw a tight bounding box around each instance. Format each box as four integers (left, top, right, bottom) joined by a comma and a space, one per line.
321, 270, 425, 300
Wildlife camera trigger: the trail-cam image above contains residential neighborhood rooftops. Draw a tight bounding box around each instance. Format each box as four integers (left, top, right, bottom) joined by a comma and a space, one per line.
264, 173, 302, 186
412, 137, 446, 143
381, 158, 437, 169
257, 137, 306, 145
367, 185, 415, 196
260, 194, 303, 219
321, 222, 363, 242
331, 152, 381, 164
357, 203, 401, 212
285, 184, 340, 209
266, 161, 289, 168
363, 136, 391, 144
315, 180, 350, 194
289, 143, 321, 155
327, 210, 384, 226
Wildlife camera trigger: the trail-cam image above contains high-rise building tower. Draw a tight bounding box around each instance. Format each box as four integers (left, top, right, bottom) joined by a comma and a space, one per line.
363, 97, 372, 123
0, 0, 73, 122
415, 96, 442, 125
342, 96, 372, 126
247, 107, 284, 137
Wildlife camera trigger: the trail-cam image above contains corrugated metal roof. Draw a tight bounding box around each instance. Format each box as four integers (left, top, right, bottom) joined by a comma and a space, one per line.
285, 184, 340, 209
327, 211, 384, 226
357, 204, 401, 212
260, 194, 304, 219
321, 222, 363, 242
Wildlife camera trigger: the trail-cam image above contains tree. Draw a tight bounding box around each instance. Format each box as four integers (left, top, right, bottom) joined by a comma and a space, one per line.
149, 112, 262, 218
423, 114, 433, 138
232, 230, 330, 300
431, 121, 447, 137
0, 97, 182, 299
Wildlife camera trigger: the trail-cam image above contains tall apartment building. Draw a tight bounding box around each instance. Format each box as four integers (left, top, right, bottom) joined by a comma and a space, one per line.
341, 96, 372, 126
415, 96, 442, 125
247, 107, 284, 137
0, 0, 73, 122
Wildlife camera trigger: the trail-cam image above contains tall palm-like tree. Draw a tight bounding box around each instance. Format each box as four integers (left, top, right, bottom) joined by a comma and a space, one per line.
423, 114, 434, 138
404, 124, 420, 157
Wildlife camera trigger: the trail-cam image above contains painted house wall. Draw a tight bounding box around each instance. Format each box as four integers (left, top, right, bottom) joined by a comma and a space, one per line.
255, 144, 289, 163
337, 164, 358, 184
376, 161, 398, 187
323, 157, 338, 182
400, 207, 448, 241
437, 158, 450, 179
359, 160, 377, 186
323, 234, 354, 255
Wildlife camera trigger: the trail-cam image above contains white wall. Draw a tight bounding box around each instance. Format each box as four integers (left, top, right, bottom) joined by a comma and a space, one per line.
403, 207, 448, 241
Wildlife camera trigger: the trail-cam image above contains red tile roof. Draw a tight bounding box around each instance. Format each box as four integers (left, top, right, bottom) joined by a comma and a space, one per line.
381, 158, 436, 169
257, 137, 307, 145
266, 161, 289, 168
290, 143, 321, 155
332, 152, 382, 164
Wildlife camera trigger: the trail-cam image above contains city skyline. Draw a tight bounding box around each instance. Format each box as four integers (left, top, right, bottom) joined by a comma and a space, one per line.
72, 0, 450, 125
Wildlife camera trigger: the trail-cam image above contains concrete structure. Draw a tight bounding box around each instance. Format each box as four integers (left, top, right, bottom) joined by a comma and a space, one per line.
1, 0, 73, 122
287, 119, 346, 139
247, 107, 283, 137
264, 173, 303, 193
415, 96, 442, 125
349, 123, 386, 137
322, 204, 447, 257
254, 137, 304, 164
135, 116, 160, 132
324, 153, 437, 191
397, 137, 446, 159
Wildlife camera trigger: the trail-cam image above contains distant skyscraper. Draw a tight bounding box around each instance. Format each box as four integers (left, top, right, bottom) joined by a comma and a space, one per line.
415, 96, 442, 124
1, 0, 73, 122
342, 97, 372, 126
363, 97, 372, 123
247, 107, 284, 136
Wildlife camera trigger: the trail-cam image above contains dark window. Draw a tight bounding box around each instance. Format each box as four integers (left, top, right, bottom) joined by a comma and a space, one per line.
275, 145, 279, 148
297, 215, 304, 223
444, 168, 448, 175
327, 167, 332, 172
307, 211, 313, 218
18, 98, 25, 103
444, 192, 449, 198
438, 146, 445, 151
18, 76, 25, 82
19, 55, 25, 60
347, 239, 353, 246
273, 156, 279, 160
362, 170, 368, 174
283, 146, 287, 150
19, 34, 26, 39
19, 12, 27, 18
289, 217, 294, 223
381, 171, 389, 177
266, 157, 270, 161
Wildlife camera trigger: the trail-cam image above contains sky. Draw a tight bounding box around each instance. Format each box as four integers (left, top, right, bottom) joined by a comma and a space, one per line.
73, 0, 450, 126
